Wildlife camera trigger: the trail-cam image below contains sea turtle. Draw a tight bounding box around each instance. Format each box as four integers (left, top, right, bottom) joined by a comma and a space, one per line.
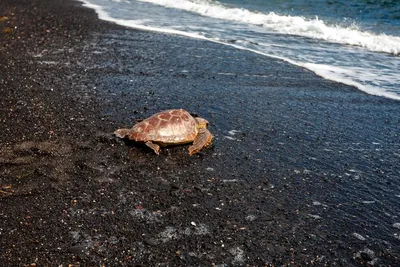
114, 109, 213, 155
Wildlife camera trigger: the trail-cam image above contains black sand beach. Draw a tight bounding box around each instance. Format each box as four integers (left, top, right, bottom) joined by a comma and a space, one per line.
1, 0, 400, 266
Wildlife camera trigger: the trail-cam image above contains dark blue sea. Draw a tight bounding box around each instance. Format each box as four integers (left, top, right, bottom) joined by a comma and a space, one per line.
81, 0, 400, 100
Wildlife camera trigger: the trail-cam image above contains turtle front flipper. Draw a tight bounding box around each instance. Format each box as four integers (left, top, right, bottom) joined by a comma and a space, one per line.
189, 128, 213, 155
145, 141, 161, 155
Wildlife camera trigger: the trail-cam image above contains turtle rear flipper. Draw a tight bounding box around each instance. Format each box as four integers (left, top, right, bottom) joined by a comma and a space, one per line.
145, 141, 160, 155
114, 128, 131, 138
188, 128, 213, 155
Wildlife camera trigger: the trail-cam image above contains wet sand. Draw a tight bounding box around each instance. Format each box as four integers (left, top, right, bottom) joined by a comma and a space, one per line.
1, 0, 400, 266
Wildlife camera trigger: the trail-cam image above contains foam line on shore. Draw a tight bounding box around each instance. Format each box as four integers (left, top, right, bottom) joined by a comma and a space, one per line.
79, 0, 400, 101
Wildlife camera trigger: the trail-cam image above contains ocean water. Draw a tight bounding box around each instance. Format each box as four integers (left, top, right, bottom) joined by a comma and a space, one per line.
81, 0, 400, 100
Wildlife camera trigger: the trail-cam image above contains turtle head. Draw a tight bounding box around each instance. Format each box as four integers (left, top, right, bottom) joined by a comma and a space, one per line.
114, 128, 131, 138
195, 117, 209, 129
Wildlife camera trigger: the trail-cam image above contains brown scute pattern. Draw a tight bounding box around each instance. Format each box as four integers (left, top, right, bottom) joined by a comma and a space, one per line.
128, 109, 198, 144
158, 112, 171, 121
147, 116, 160, 127
159, 120, 169, 129
170, 109, 182, 116
172, 116, 182, 123
181, 113, 190, 121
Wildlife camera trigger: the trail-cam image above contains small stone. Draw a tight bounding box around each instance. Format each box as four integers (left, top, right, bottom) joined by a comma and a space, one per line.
69, 245, 87, 254
144, 238, 159, 246
392, 222, 400, 229
308, 214, 321, 219
360, 251, 373, 261
245, 215, 256, 221
355, 248, 375, 262
352, 232, 366, 241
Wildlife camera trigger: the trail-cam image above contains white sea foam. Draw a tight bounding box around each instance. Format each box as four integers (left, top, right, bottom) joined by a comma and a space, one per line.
304, 63, 400, 100
138, 0, 400, 55
219, 43, 400, 100
80, 0, 400, 101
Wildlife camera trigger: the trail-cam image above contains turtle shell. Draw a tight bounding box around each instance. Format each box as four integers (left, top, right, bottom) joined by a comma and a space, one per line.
128, 109, 198, 144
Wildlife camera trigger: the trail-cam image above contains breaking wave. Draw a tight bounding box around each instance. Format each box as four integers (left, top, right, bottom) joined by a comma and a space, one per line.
138, 0, 400, 55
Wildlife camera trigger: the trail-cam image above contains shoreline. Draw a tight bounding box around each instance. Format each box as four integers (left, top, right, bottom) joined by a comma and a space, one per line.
1, 0, 400, 266
80, 0, 400, 102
